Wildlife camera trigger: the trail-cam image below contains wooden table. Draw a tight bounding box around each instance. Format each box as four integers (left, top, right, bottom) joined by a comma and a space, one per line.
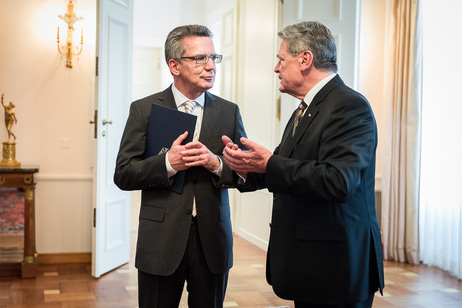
0, 165, 39, 278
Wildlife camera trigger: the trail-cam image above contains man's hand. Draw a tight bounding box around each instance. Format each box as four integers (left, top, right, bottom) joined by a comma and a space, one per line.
168, 132, 190, 171
221, 135, 272, 177
183, 141, 220, 171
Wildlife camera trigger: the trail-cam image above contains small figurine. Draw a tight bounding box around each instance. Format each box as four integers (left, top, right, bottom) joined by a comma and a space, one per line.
1, 93, 17, 143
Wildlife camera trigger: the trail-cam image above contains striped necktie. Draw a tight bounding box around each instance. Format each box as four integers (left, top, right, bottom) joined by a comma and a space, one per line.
184, 100, 198, 217
184, 100, 199, 141
184, 100, 196, 114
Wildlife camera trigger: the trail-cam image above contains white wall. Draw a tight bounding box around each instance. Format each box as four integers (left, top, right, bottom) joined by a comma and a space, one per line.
358, 0, 387, 185
232, 0, 281, 249
0, 0, 96, 253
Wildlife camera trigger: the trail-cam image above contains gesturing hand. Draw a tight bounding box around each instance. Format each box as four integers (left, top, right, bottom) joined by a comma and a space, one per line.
221, 135, 272, 177
182, 141, 220, 171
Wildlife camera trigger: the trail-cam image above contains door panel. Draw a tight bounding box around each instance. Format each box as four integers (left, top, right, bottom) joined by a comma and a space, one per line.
206, 0, 238, 103
92, 0, 133, 278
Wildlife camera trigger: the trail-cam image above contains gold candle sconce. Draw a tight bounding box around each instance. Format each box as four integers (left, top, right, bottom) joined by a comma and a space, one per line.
57, 0, 84, 68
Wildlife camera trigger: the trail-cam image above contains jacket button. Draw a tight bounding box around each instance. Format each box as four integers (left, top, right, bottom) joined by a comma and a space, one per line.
186, 209, 192, 215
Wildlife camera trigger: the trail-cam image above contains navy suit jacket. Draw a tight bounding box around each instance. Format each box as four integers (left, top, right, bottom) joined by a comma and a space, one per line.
114, 86, 246, 275
241, 75, 384, 305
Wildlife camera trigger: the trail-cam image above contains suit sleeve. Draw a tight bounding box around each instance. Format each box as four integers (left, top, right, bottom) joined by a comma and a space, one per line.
113, 101, 173, 191
265, 92, 377, 203
214, 104, 247, 188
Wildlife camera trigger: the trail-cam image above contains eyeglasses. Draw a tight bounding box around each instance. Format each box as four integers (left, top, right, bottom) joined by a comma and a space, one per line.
180, 54, 223, 64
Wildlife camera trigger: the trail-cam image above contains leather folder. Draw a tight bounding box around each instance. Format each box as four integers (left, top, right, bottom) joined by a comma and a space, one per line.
145, 103, 197, 194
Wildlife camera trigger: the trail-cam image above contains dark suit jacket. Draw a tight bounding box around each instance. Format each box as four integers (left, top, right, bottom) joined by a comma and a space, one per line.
114, 86, 246, 276
241, 75, 384, 305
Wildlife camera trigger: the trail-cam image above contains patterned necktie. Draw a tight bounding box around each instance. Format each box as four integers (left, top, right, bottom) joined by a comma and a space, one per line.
184, 100, 198, 217
184, 100, 196, 114
184, 100, 199, 141
292, 101, 307, 136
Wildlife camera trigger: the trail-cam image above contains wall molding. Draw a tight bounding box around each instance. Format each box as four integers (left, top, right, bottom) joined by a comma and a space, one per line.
236, 228, 268, 252
35, 174, 93, 181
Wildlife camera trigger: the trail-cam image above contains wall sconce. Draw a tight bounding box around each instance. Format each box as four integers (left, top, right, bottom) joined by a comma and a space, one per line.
57, 0, 83, 68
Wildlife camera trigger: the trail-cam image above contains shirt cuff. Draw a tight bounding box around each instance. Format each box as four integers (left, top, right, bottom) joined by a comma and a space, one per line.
167, 152, 223, 177
165, 152, 177, 178
210, 156, 223, 177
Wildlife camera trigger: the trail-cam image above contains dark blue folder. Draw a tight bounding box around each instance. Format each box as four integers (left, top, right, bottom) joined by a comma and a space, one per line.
145, 103, 197, 194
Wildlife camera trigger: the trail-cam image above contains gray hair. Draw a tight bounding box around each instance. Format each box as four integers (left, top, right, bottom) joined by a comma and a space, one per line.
278, 21, 338, 72
164, 25, 213, 64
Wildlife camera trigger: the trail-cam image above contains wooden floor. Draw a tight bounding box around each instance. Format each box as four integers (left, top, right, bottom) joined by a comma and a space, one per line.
1, 234, 461, 308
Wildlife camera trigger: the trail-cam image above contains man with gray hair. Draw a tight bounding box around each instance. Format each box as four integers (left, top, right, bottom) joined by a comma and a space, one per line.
222, 21, 384, 307
115, 24, 246, 308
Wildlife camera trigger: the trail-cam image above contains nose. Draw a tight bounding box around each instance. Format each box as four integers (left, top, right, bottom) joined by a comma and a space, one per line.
205, 58, 216, 70
274, 61, 280, 73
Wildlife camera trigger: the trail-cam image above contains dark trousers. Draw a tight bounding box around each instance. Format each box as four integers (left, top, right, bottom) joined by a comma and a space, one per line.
294, 293, 375, 308
138, 222, 229, 308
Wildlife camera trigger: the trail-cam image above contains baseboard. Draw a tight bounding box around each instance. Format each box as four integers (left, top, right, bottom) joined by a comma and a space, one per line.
37, 252, 91, 265
236, 228, 268, 251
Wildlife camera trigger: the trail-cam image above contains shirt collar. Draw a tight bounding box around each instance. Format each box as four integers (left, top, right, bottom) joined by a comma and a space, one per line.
303, 73, 337, 107
172, 83, 205, 108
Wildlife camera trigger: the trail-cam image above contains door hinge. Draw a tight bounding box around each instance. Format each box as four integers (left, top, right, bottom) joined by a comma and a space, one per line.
93, 208, 96, 228
96, 56, 99, 77
89, 110, 98, 139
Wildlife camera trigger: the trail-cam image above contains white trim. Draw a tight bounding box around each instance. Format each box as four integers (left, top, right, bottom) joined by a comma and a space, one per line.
36, 174, 93, 181
236, 228, 268, 251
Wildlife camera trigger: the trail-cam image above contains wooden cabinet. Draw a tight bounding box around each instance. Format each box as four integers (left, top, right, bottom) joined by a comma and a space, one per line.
0, 166, 39, 278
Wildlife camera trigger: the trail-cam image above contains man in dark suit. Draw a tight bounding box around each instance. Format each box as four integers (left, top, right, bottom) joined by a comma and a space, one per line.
222, 21, 384, 308
114, 25, 246, 308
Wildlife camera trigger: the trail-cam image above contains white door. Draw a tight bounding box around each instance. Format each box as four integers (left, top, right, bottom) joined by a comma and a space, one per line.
205, 0, 239, 227
92, 0, 134, 278
280, 0, 360, 137
206, 0, 239, 103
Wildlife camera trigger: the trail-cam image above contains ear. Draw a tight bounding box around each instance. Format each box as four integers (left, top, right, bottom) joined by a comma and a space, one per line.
299, 50, 313, 71
168, 59, 181, 76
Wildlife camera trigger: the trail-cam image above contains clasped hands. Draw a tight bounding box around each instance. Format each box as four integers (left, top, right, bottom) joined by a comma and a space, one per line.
168, 131, 220, 172
221, 135, 272, 178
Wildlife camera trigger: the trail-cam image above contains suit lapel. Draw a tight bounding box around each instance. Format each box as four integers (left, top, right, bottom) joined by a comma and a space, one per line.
279, 75, 344, 157
154, 85, 178, 110
289, 103, 318, 147
198, 92, 219, 144
279, 109, 298, 156
279, 104, 319, 157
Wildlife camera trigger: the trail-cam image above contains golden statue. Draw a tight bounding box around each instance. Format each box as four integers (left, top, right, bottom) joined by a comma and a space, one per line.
0, 93, 20, 167
1, 93, 17, 143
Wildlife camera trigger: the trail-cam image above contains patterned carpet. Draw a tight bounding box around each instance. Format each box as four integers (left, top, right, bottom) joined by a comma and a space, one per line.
0, 188, 24, 262
0, 188, 24, 234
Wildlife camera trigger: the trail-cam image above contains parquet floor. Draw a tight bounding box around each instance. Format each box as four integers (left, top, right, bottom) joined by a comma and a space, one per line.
0, 234, 461, 307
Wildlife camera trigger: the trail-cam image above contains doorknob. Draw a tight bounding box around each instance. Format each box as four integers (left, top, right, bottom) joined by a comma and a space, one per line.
102, 120, 112, 125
